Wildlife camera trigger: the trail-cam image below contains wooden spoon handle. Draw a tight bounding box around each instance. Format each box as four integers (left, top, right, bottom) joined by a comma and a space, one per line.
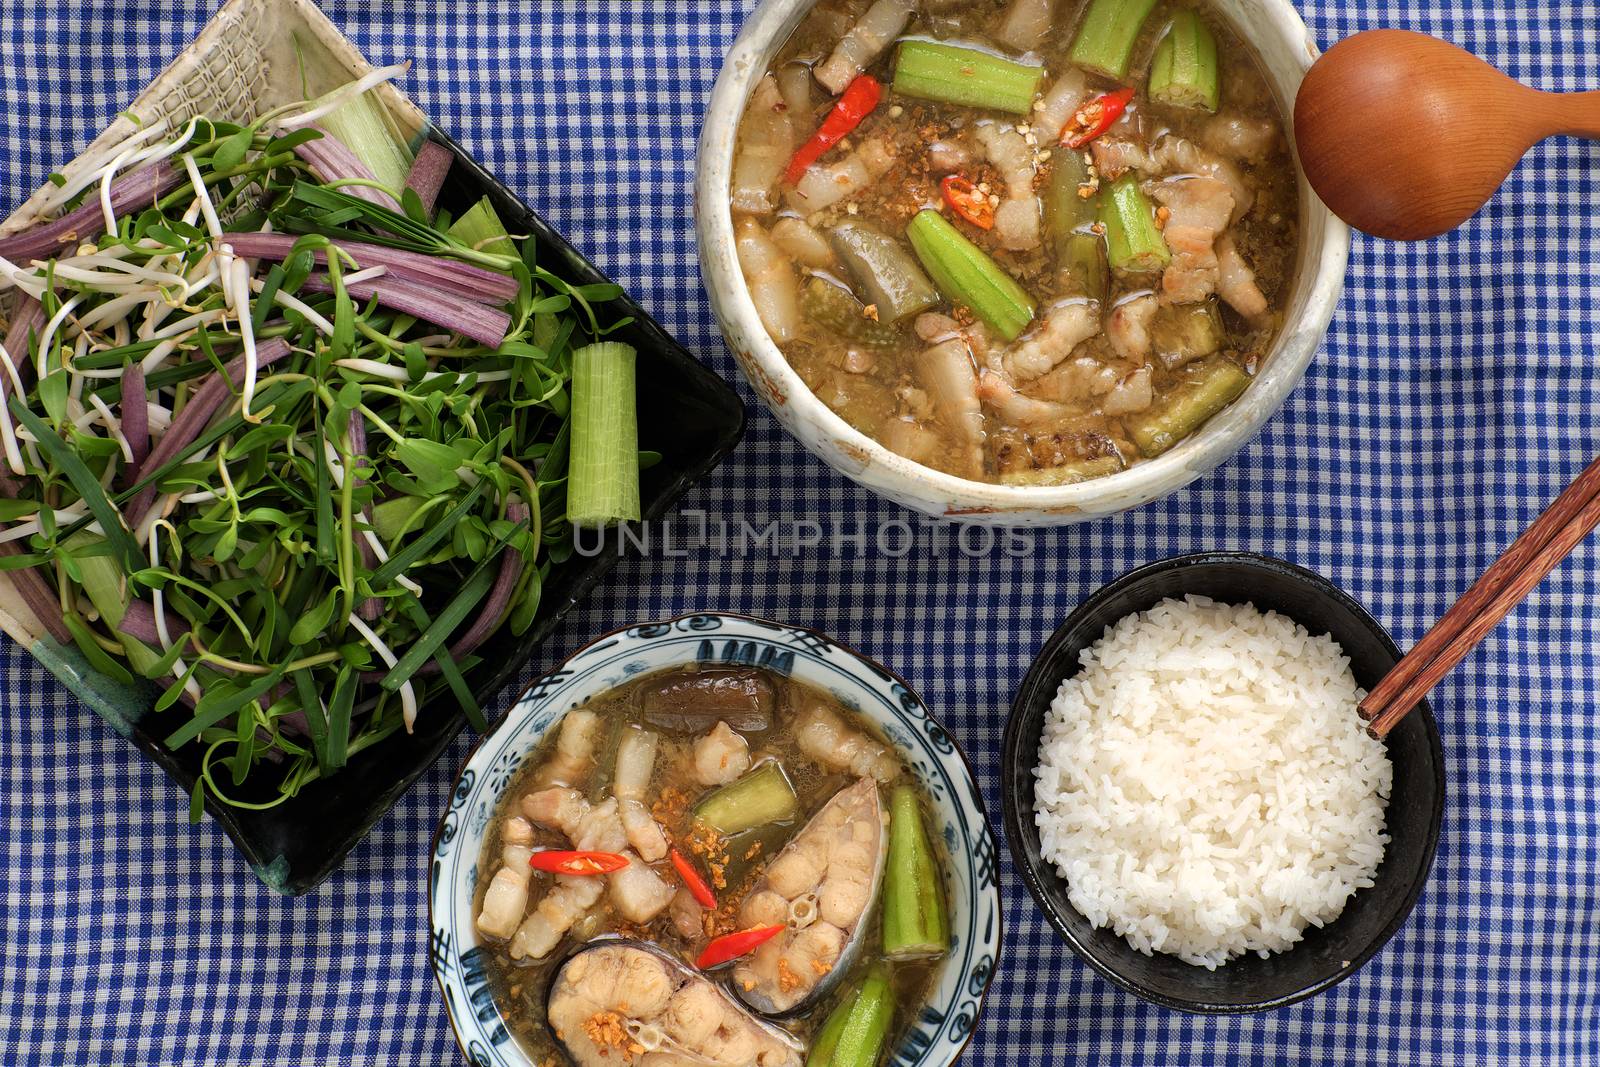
1541, 90, 1600, 139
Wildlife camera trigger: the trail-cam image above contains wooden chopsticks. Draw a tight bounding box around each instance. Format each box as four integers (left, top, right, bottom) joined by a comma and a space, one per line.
1359, 455, 1600, 738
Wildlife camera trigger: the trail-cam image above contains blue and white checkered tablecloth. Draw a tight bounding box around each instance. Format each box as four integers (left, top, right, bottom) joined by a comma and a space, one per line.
3, 0, 1599, 1063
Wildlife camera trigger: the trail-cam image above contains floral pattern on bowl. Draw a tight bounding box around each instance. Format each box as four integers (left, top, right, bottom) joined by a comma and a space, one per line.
428, 613, 1002, 1067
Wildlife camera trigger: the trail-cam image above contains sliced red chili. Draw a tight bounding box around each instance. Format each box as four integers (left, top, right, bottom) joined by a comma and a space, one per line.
527, 850, 629, 876
784, 74, 883, 184
670, 847, 718, 910
940, 175, 996, 230
1061, 87, 1137, 149
695, 924, 786, 970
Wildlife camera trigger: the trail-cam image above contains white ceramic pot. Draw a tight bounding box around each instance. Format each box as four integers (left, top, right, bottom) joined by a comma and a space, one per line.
695, 0, 1350, 525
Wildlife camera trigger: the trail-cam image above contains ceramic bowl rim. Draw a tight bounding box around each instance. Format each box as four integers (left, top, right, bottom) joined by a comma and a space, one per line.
429, 610, 1004, 1063
694, 0, 1354, 524
999, 551, 1446, 1013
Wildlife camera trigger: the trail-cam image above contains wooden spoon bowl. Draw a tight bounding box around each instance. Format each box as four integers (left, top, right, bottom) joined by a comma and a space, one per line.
1294, 30, 1600, 241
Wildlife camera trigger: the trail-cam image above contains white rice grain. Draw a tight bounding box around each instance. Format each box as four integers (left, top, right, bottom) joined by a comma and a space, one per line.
1033, 595, 1392, 968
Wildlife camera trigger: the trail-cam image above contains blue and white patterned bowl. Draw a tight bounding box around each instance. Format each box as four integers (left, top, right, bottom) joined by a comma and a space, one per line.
429, 613, 1002, 1067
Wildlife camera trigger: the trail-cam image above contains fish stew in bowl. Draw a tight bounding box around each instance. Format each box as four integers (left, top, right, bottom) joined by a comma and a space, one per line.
731, 0, 1300, 486
470, 664, 953, 1067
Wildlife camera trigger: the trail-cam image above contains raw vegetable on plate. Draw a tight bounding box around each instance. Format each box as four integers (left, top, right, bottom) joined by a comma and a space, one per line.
0, 66, 645, 814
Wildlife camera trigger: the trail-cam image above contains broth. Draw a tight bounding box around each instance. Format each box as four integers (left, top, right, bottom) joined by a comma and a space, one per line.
730, 0, 1301, 484
472, 665, 946, 1065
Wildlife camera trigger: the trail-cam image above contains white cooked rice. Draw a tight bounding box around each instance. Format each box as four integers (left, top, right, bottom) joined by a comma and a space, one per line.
1033, 595, 1392, 969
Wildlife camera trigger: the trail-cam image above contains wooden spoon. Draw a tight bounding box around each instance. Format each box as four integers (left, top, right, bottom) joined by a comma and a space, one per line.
1294, 29, 1600, 241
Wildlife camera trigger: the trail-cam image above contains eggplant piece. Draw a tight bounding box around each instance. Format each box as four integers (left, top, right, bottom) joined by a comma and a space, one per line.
547, 939, 803, 1067
732, 779, 889, 1016
1150, 298, 1225, 370
638, 666, 776, 733
828, 222, 941, 323
694, 760, 801, 835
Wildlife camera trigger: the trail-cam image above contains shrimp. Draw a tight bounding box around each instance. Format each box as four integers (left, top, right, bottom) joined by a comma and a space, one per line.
1032, 68, 1089, 143
693, 721, 752, 786
615, 726, 669, 861
769, 216, 836, 270
794, 701, 900, 782
522, 789, 628, 853
1147, 177, 1234, 306
926, 139, 971, 172
735, 217, 801, 345
786, 136, 895, 212
1092, 135, 1254, 220
1105, 292, 1159, 361
978, 370, 1073, 427
1201, 113, 1281, 163
1101, 365, 1154, 416
509, 874, 606, 960
670, 885, 705, 940
1001, 298, 1101, 382
531, 709, 599, 789
914, 338, 985, 479
974, 120, 1041, 252
995, 0, 1053, 51
1215, 234, 1269, 320
730, 77, 796, 216
814, 0, 914, 94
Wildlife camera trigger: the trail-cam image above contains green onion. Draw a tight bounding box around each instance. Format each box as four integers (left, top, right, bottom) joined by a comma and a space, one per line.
292, 668, 333, 774
905, 210, 1035, 341
1069, 0, 1161, 79
882, 784, 950, 960
367, 481, 486, 587
164, 664, 288, 749
9, 400, 141, 568
1100, 176, 1172, 274
397, 594, 486, 732
567, 342, 640, 526
892, 40, 1044, 114
1149, 10, 1221, 112
62, 613, 134, 686
380, 557, 499, 690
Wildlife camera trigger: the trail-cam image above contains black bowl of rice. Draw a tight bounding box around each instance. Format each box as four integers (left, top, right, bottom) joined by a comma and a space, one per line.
1001, 552, 1445, 1013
